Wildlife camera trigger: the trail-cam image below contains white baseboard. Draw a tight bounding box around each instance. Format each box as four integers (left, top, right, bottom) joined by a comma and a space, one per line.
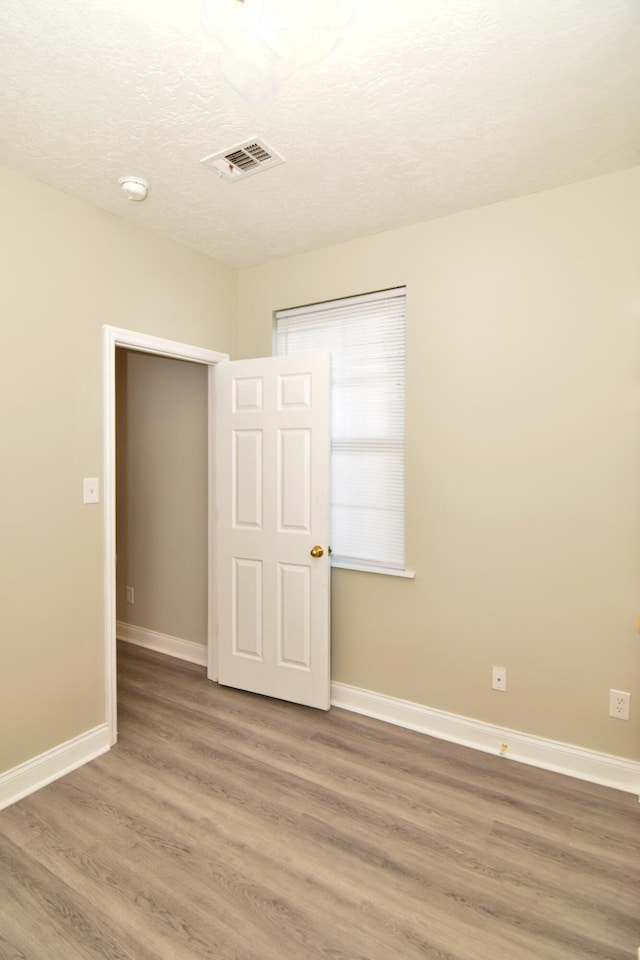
331, 682, 640, 797
0, 724, 110, 811
117, 621, 207, 666
116, 627, 640, 797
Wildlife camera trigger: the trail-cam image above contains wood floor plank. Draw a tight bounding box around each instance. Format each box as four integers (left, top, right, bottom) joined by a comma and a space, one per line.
0, 933, 30, 960
1, 798, 254, 960
112, 694, 638, 949
0, 832, 145, 960
120, 650, 639, 847
1, 642, 638, 960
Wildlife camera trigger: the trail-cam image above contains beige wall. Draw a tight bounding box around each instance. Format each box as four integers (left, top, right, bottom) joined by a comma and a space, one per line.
0, 165, 236, 774
3, 159, 639, 779
116, 350, 209, 645
238, 166, 640, 761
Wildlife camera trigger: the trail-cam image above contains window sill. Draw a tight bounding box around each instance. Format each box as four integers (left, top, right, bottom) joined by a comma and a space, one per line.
331, 561, 416, 579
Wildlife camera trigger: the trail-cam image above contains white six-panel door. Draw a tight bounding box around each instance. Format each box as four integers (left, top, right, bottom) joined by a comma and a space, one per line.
216, 354, 330, 709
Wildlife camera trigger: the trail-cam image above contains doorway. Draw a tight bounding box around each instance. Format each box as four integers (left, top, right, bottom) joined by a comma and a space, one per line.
115, 348, 209, 662
103, 326, 228, 745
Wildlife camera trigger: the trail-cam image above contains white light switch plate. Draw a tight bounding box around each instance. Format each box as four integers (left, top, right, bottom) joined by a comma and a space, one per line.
83, 477, 99, 504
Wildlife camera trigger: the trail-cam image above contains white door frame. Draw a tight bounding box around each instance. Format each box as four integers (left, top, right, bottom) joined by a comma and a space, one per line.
103, 325, 228, 745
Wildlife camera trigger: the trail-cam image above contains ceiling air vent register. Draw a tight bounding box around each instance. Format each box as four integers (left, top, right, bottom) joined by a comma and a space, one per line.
201, 138, 285, 182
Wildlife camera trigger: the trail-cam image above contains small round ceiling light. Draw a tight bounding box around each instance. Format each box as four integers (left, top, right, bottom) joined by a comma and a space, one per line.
119, 176, 148, 201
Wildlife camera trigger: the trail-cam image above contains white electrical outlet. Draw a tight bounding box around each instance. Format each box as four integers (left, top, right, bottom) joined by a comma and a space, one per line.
492, 666, 507, 692
609, 689, 630, 721
126, 586, 135, 604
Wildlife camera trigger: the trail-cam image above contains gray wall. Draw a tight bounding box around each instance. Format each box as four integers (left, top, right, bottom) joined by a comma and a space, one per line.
116, 350, 209, 645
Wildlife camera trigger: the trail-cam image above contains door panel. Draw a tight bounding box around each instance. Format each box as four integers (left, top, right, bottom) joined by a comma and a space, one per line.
233, 430, 263, 528
277, 562, 311, 668
217, 353, 330, 709
278, 428, 311, 531
232, 558, 263, 658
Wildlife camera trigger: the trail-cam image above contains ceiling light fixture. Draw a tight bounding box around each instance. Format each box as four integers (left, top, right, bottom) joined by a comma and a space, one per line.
119, 176, 149, 201
200, 0, 356, 101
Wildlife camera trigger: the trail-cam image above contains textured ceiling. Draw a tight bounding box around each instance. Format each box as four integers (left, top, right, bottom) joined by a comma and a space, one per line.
1, 0, 639, 268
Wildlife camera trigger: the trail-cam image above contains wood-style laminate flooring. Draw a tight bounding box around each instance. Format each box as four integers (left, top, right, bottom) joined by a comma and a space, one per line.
1, 642, 638, 960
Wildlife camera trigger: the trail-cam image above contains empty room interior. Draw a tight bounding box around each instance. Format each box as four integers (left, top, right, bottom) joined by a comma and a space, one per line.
1, 1, 639, 958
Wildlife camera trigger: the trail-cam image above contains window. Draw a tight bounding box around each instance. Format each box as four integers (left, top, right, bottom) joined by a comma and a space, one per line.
274, 287, 407, 575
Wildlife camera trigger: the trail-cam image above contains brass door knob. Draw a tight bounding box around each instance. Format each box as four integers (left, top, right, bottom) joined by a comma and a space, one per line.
310, 545, 324, 558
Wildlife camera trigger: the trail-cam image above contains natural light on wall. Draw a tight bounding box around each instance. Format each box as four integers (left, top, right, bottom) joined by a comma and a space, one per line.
200, 0, 356, 100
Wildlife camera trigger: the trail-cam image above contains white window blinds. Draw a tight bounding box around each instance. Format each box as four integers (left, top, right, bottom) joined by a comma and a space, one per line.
274, 287, 406, 571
